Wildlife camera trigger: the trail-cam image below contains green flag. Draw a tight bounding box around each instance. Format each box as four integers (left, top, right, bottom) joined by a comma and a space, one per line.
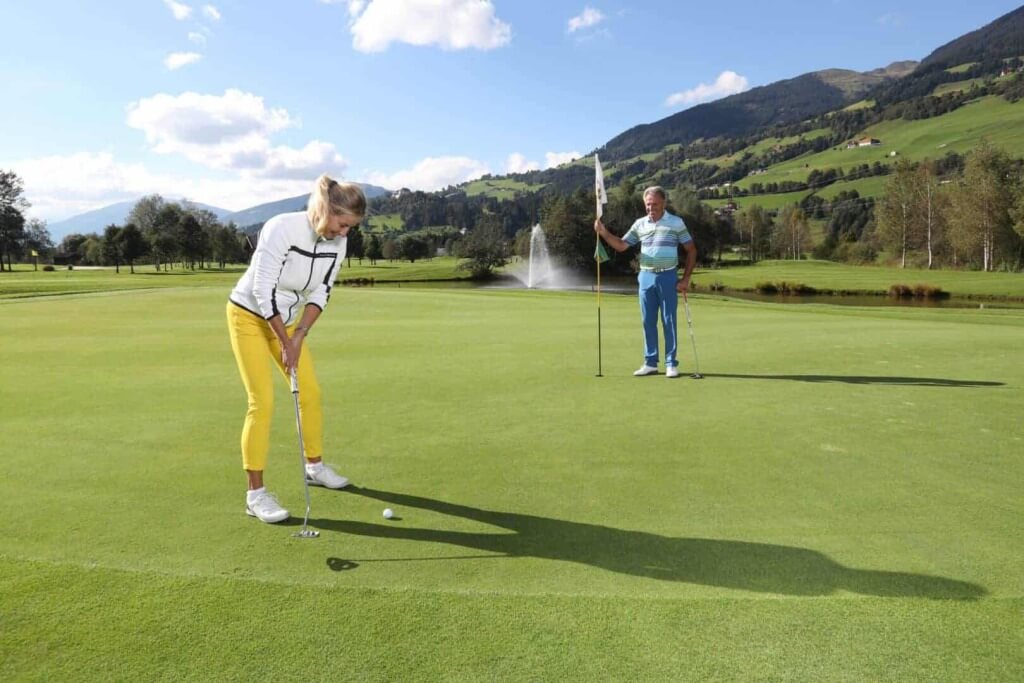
594, 240, 610, 264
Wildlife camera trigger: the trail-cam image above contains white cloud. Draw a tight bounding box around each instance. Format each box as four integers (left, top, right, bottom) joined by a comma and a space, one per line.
164, 52, 203, 70
164, 0, 192, 20
665, 71, 749, 108
568, 6, 604, 33
505, 153, 540, 174
347, 0, 511, 53
187, 31, 207, 45
544, 151, 579, 168
127, 90, 293, 153
125, 90, 348, 180
366, 156, 489, 191
202, 4, 221, 20
505, 150, 580, 174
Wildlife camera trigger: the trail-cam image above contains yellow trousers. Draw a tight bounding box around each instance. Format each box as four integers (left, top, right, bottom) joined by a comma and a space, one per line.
226, 302, 323, 471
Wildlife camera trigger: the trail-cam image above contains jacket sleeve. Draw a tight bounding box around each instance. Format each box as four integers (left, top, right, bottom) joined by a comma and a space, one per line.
306, 238, 347, 312
251, 216, 290, 319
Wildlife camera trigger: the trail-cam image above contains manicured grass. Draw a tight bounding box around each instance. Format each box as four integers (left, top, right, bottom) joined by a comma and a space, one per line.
0, 265, 245, 299
1, 284, 1022, 680
693, 259, 1024, 298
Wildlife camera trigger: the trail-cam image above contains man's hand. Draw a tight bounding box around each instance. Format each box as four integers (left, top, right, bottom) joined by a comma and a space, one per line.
677, 277, 691, 294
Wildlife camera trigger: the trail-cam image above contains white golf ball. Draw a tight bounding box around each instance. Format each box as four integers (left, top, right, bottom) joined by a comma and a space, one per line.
383, 508, 394, 520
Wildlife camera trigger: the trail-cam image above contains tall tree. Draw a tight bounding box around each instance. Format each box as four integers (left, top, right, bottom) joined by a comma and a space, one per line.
118, 223, 148, 274
946, 141, 1019, 271
0, 170, 29, 271
774, 205, 810, 260
365, 234, 383, 265
456, 217, 508, 278
734, 204, 772, 263
102, 224, 123, 273
915, 160, 947, 269
877, 158, 920, 268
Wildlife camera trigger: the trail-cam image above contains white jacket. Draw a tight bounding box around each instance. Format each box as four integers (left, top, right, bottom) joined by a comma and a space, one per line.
229, 212, 347, 325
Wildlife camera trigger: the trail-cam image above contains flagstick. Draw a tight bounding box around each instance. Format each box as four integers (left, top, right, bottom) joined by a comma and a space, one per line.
596, 229, 603, 377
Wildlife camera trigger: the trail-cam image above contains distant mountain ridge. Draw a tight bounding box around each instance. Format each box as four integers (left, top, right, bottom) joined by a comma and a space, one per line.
225, 183, 390, 228
919, 5, 1024, 70
47, 182, 390, 241
597, 63, 918, 162
48, 199, 231, 241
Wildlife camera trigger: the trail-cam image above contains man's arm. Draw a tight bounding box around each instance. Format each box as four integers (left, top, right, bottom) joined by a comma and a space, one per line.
678, 240, 697, 293
594, 219, 630, 253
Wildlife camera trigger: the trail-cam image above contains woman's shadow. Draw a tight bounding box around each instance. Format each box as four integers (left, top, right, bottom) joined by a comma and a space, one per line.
315, 487, 985, 599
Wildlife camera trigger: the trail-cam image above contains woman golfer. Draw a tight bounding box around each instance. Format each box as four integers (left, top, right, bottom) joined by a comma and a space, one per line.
227, 174, 365, 523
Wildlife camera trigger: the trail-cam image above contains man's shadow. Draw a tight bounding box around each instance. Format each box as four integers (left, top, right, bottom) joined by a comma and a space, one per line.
315, 487, 985, 599
702, 373, 1004, 387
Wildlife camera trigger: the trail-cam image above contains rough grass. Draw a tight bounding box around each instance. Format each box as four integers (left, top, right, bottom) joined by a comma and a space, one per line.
1, 284, 1022, 680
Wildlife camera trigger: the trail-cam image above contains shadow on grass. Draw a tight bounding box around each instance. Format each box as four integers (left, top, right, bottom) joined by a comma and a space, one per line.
702, 373, 1004, 387
319, 487, 986, 599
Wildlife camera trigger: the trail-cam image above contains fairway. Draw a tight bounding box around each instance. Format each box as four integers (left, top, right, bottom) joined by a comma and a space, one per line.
1, 286, 1022, 681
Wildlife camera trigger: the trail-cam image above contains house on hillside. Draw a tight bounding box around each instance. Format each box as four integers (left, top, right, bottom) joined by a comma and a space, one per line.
714, 201, 738, 218
846, 137, 881, 149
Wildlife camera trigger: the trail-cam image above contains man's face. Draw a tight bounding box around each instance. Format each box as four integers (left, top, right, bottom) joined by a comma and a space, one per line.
645, 193, 666, 221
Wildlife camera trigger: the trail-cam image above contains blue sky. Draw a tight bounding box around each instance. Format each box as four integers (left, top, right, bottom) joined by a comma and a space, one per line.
2, 0, 1021, 221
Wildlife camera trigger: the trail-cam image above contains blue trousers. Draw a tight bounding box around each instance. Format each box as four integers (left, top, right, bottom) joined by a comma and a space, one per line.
637, 269, 678, 368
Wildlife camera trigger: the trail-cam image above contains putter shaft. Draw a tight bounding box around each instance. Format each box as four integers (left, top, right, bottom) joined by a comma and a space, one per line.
290, 369, 318, 538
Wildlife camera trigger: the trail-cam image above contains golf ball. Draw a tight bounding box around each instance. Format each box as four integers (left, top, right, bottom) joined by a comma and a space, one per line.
383, 508, 394, 520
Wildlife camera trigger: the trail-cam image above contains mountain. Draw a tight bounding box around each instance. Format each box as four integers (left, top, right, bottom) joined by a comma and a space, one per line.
47, 182, 390, 241
597, 64, 916, 162
48, 199, 231, 242
918, 5, 1024, 70
224, 182, 390, 228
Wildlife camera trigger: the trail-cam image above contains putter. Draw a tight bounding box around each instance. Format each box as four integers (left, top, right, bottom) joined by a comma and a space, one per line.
290, 369, 319, 538
683, 294, 703, 379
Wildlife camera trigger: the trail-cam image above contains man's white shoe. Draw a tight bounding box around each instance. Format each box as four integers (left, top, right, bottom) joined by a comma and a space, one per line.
666, 366, 680, 378
305, 463, 350, 489
633, 365, 658, 376
246, 491, 289, 524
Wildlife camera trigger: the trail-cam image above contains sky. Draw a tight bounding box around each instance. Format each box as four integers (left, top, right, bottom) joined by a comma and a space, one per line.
2, 0, 1022, 223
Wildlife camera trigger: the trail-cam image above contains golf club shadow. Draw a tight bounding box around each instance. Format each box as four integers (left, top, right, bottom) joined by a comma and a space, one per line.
312, 487, 986, 600
701, 373, 1004, 387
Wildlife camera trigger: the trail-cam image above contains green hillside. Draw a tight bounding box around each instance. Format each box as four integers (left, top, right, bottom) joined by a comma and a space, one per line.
733, 96, 1022, 189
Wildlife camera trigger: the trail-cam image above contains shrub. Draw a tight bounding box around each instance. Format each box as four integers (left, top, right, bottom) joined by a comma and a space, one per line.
913, 284, 948, 299
889, 284, 913, 298
889, 283, 948, 299
756, 281, 817, 295
42, 265, 55, 272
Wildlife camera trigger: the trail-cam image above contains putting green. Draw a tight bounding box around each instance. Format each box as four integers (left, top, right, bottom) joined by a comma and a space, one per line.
1, 287, 1021, 680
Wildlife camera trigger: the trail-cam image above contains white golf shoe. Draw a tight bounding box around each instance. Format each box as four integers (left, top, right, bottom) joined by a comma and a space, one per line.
246, 490, 289, 524
666, 366, 680, 378
633, 365, 658, 376
305, 462, 350, 489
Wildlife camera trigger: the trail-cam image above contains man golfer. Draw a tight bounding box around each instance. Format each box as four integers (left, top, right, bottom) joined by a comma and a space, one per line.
594, 186, 697, 378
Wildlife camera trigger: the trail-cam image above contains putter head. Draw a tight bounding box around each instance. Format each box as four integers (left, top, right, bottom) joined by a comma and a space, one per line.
691, 372, 704, 380
293, 528, 320, 538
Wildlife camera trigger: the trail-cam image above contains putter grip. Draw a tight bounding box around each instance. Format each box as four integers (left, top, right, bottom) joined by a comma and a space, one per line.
290, 370, 298, 393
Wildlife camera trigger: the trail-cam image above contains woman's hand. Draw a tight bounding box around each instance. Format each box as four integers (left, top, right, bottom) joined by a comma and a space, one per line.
280, 336, 301, 373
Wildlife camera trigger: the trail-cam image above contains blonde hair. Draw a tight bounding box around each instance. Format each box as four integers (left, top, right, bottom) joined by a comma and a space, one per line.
307, 174, 366, 236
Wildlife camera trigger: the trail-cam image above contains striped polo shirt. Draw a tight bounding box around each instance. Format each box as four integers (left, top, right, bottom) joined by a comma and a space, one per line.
622, 211, 693, 271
